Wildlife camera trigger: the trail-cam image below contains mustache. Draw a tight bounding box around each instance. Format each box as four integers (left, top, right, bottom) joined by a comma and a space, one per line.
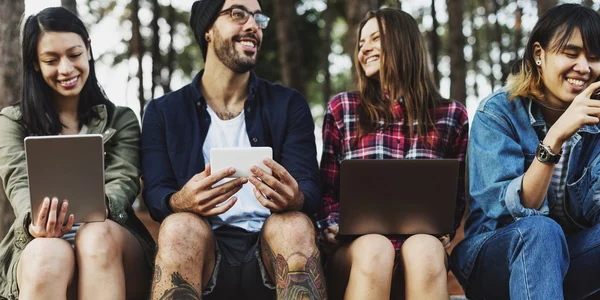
234, 34, 261, 48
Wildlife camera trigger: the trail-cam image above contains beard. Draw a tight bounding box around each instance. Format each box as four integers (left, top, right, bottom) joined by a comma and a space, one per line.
213, 27, 260, 73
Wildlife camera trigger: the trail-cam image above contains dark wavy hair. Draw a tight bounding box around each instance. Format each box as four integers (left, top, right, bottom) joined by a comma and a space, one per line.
20, 7, 113, 135
355, 8, 446, 141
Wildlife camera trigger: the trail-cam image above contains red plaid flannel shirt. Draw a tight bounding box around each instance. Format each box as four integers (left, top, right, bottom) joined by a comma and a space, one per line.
320, 92, 468, 250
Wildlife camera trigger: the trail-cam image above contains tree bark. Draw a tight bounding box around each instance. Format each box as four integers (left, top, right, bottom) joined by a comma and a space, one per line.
344, 0, 379, 86
150, 0, 161, 99
162, 3, 175, 94
429, 0, 441, 86
131, 0, 146, 117
61, 0, 78, 16
447, 0, 466, 105
274, 0, 304, 96
537, 0, 557, 18
322, 5, 334, 106
0, 0, 24, 238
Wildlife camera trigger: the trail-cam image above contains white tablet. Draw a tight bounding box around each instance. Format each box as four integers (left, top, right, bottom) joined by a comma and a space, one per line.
25, 134, 106, 225
210, 147, 272, 178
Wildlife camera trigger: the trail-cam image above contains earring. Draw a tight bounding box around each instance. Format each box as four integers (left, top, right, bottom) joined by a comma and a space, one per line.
536, 60, 541, 66
205, 34, 210, 42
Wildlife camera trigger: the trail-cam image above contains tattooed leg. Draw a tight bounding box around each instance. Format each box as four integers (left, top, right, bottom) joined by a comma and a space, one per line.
158, 272, 202, 300
262, 238, 328, 300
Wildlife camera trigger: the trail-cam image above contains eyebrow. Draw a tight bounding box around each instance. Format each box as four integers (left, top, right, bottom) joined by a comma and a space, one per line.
39, 45, 84, 56
359, 31, 380, 43
227, 4, 263, 14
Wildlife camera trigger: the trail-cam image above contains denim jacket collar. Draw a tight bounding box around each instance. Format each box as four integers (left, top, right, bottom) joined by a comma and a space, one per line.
526, 98, 600, 135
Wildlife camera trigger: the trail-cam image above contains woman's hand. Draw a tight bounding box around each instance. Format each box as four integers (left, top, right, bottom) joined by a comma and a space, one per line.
28, 197, 75, 238
546, 82, 600, 150
319, 225, 341, 255
439, 234, 451, 249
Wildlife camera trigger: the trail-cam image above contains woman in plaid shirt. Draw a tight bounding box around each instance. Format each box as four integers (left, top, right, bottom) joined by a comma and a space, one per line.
318, 8, 468, 300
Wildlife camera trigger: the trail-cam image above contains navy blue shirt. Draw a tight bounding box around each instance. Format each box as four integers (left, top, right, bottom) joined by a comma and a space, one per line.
141, 71, 321, 223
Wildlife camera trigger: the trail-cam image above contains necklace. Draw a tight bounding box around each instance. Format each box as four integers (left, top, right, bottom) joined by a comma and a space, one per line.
532, 98, 567, 112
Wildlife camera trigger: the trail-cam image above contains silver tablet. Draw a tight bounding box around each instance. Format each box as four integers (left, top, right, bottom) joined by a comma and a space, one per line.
25, 134, 106, 225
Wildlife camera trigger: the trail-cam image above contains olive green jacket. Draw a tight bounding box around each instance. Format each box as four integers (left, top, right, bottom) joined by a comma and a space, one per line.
0, 104, 155, 299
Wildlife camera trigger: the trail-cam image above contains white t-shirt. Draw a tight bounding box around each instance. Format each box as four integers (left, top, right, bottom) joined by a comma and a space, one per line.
202, 105, 271, 232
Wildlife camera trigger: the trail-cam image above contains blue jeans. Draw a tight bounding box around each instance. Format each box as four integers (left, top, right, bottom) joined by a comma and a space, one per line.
450, 216, 600, 300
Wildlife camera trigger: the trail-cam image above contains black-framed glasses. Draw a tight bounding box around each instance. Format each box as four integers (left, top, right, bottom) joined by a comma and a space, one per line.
218, 7, 270, 29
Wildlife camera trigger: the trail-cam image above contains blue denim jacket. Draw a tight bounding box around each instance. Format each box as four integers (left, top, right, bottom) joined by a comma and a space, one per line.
453, 90, 600, 279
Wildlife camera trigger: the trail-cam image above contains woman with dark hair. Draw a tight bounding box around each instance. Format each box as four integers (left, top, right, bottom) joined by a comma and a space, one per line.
450, 4, 600, 299
318, 8, 468, 300
0, 7, 154, 299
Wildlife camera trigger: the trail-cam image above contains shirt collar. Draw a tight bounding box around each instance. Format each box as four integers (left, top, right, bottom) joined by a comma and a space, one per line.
191, 70, 259, 108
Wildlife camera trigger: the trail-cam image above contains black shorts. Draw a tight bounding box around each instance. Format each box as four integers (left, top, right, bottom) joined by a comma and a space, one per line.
203, 225, 276, 299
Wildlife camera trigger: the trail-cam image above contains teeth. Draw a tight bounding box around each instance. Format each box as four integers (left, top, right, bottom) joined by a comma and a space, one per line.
240, 41, 255, 48
60, 77, 77, 85
567, 78, 585, 87
366, 56, 379, 64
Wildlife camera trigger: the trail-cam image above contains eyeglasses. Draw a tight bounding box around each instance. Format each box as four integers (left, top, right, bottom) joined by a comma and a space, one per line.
218, 7, 270, 29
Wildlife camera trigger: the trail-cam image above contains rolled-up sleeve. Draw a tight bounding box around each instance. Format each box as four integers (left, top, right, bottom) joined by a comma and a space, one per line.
470, 108, 549, 222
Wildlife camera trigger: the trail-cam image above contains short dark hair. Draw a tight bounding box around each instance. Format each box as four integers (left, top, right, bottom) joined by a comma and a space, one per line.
20, 6, 113, 135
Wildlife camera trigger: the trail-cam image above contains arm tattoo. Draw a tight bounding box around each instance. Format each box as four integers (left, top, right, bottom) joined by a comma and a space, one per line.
159, 272, 202, 300
262, 239, 328, 300
153, 265, 162, 284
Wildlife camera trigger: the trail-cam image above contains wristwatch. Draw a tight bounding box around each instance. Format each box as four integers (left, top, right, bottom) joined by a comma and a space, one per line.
535, 141, 562, 164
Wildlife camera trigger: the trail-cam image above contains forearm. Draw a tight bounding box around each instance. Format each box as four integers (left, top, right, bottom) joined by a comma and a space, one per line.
520, 133, 563, 209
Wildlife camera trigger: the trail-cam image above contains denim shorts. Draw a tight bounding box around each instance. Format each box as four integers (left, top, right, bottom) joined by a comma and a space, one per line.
203, 225, 276, 299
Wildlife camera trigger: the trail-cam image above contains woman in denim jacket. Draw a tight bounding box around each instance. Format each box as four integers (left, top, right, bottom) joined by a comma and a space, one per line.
450, 4, 600, 299
0, 7, 154, 299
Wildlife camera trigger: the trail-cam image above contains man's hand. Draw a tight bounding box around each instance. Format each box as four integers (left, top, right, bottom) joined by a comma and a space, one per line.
169, 163, 247, 216
439, 234, 451, 249
319, 225, 341, 256
29, 197, 74, 238
248, 158, 304, 212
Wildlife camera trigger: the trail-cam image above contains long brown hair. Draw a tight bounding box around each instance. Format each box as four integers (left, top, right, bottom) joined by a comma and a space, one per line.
356, 8, 445, 140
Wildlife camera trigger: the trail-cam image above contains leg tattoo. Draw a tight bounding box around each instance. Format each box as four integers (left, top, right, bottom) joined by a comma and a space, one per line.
158, 272, 202, 300
262, 239, 328, 300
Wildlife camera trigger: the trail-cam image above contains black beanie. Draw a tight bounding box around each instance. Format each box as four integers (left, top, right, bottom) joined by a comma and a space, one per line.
190, 0, 225, 61
190, 0, 263, 61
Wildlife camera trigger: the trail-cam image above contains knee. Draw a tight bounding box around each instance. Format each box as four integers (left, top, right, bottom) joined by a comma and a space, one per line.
20, 238, 75, 284
75, 221, 122, 266
351, 234, 395, 273
515, 216, 565, 246
263, 211, 315, 247
157, 212, 212, 256
401, 234, 447, 281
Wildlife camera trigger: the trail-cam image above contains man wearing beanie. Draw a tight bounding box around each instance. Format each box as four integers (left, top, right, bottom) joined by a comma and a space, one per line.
141, 0, 326, 299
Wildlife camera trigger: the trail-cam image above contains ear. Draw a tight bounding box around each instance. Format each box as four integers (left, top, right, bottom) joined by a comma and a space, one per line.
533, 42, 544, 65
33, 61, 40, 72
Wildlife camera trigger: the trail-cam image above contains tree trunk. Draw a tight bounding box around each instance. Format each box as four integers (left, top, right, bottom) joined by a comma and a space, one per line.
0, 0, 24, 238
322, 4, 334, 106
131, 0, 146, 117
150, 0, 161, 99
429, 0, 441, 86
447, 0, 466, 105
162, 3, 175, 94
344, 0, 379, 86
537, 0, 557, 18
274, 0, 304, 96
469, 0, 480, 100
61, 0, 78, 16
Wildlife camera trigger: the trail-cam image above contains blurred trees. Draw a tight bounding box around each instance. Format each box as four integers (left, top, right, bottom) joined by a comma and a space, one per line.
0, 0, 23, 239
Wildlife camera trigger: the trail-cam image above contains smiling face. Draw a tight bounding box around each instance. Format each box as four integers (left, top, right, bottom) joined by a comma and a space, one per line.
358, 18, 381, 79
36, 31, 90, 104
537, 28, 600, 108
208, 0, 263, 73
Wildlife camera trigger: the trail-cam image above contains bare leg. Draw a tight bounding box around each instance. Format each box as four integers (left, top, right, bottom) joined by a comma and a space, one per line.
75, 219, 151, 300
327, 234, 395, 300
260, 211, 328, 300
17, 238, 76, 300
397, 234, 448, 300
150, 212, 215, 300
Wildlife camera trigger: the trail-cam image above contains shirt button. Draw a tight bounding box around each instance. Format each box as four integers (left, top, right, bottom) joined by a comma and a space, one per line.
252, 137, 258, 143
119, 214, 124, 219
105, 130, 110, 134
246, 107, 251, 113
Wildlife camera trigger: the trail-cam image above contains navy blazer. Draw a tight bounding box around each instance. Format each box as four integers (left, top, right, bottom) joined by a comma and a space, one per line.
141, 71, 321, 223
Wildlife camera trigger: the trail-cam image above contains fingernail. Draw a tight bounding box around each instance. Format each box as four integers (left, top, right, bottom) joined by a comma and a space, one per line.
263, 158, 270, 164
251, 166, 258, 172
229, 167, 236, 173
